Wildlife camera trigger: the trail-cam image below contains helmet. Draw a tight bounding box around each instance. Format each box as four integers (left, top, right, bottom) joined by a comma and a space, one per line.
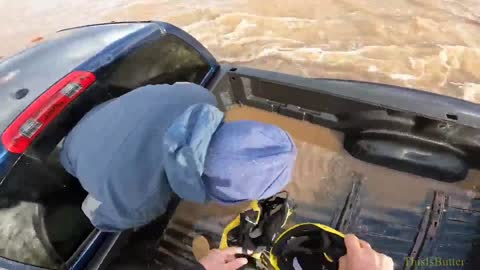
220, 192, 294, 269
270, 223, 346, 270
220, 192, 347, 270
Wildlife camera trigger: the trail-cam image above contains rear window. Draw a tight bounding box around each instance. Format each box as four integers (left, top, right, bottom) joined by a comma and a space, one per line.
0, 23, 147, 134
105, 33, 211, 90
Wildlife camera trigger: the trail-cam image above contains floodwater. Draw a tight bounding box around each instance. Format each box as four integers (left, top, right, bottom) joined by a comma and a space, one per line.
1, 0, 480, 268
226, 106, 479, 199
2, 0, 480, 101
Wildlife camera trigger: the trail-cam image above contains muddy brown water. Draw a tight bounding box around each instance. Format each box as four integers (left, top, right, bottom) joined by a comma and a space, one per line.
2, 0, 480, 102
1, 0, 480, 267
226, 106, 480, 202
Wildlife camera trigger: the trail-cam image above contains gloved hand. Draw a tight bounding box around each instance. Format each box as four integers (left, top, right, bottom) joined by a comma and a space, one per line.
339, 234, 394, 270
199, 247, 249, 270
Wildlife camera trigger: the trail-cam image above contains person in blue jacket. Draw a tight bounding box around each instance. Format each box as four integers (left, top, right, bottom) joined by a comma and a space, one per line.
60, 82, 297, 232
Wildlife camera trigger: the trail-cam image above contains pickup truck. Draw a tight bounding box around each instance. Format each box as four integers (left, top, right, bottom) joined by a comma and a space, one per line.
0, 21, 478, 270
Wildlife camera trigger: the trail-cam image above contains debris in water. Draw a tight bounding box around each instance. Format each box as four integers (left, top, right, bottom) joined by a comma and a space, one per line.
30, 36, 44, 43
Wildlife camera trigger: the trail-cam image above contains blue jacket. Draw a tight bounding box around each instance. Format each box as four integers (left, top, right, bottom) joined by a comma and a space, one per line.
61, 83, 223, 231
61, 83, 297, 231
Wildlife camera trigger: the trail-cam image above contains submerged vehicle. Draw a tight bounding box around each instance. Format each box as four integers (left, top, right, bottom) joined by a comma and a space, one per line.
0, 21, 479, 270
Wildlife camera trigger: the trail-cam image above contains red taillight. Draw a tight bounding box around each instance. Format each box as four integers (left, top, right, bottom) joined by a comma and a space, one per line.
2, 71, 96, 154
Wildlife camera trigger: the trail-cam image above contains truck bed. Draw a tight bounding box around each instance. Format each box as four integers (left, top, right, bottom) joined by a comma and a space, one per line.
107, 106, 480, 270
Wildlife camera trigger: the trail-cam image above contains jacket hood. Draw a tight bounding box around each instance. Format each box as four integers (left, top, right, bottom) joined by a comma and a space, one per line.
164, 105, 297, 205
163, 103, 224, 203
203, 121, 297, 204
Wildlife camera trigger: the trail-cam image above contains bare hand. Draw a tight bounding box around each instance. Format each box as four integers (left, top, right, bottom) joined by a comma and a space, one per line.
339, 234, 394, 270
199, 247, 248, 270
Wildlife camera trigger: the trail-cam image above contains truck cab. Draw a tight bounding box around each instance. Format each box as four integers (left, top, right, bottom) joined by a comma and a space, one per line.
0, 21, 217, 270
